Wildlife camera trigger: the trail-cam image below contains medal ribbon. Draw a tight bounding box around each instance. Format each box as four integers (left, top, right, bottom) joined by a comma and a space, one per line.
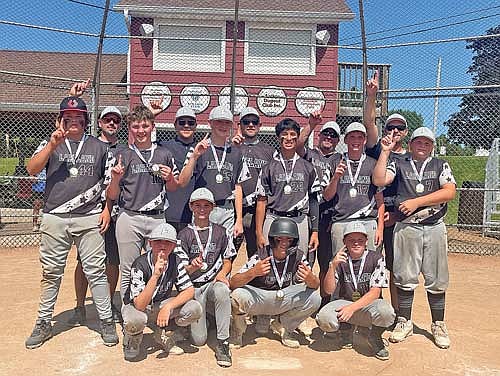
130, 143, 157, 169
189, 224, 213, 261
210, 142, 228, 175
147, 251, 168, 302
409, 157, 432, 185
345, 153, 366, 188
348, 250, 368, 292
270, 252, 290, 290
278, 153, 299, 185
64, 135, 87, 166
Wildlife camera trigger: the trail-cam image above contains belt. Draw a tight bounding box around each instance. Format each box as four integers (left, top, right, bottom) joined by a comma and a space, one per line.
128, 209, 164, 216
269, 208, 303, 218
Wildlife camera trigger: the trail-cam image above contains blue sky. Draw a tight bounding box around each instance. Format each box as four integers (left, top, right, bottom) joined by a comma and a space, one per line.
1, 0, 499, 133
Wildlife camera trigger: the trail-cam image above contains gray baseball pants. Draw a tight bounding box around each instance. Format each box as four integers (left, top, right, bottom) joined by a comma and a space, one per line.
331, 218, 377, 256
210, 202, 235, 236
316, 299, 395, 331
190, 281, 231, 345
393, 221, 449, 294
37, 212, 111, 321
231, 284, 321, 332
115, 209, 165, 298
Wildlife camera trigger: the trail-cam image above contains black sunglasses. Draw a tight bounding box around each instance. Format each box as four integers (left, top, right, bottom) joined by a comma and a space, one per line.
241, 118, 260, 126
177, 119, 196, 127
321, 131, 339, 138
386, 124, 407, 131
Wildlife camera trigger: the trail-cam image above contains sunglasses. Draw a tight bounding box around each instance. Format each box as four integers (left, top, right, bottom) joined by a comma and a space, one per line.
241, 118, 260, 126
321, 131, 339, 139
386, 124, 407, 131
101, 117, 121, 124
177, 119, 196, 127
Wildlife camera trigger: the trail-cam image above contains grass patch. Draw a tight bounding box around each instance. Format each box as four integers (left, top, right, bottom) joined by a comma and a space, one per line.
442, 155, 487, 225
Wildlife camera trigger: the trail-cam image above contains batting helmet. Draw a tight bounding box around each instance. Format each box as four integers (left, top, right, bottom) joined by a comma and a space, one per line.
268, 217, 299, 248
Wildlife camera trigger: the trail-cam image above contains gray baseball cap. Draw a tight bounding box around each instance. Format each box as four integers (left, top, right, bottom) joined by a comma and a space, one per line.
175, 107, 196, 120
410, 127, 435, 143
385, 113, 407, 128
189, 187, 215, 204
209, 106, 233, 122
149, 223, 177, 243
343, 221, 368, 238
344, 122, 366, 136
239, 107, 260, 120
100, 106, 122, 119
320, 121, 340, 136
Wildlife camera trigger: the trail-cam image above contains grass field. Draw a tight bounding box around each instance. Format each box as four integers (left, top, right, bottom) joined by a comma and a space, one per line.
442, 155, 487, 224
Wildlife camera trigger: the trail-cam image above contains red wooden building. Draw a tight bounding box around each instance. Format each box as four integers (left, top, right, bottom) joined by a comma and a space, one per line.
115, 0, 355, 128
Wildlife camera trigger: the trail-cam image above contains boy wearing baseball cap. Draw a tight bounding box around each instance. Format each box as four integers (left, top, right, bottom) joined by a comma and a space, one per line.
178, 106, 250, 239
316, 221, 395, 360
232, 107, 275, 258
122, 223, 202, 361
373, 127, 456, 349
324, 122, 385, 259
25, 96, 118, 349
177, 188, 236, 367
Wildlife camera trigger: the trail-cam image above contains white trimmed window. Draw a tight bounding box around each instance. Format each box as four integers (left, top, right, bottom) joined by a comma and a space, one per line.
153, 20, 226, 72
244, 23, 316, 75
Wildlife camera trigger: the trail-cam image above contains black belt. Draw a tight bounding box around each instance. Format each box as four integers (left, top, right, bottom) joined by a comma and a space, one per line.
130, 209, 164, 216
269, 208, 302, 218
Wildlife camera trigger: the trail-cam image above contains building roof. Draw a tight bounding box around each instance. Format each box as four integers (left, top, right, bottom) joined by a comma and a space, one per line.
115, 0, 355, 23
0, 50, 127, 112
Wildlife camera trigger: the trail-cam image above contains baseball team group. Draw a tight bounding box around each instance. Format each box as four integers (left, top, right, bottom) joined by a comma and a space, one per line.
23, 73, 456, 367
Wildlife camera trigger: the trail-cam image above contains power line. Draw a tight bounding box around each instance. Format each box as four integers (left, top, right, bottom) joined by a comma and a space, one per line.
66, 0, 119, 12
340, 4, 500, 43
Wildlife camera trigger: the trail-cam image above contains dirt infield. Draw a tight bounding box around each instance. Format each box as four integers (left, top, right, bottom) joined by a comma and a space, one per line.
1, 247, 500, 376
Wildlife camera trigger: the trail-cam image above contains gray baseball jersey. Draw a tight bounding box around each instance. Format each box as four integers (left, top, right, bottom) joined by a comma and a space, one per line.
257, 152, 321, 214
335, 251, 388, 301
177, 223, 237, 285
162, 137, 196, 223
330, 153, 379, 221
33, 136, 112, 215
124, 249, 192, 305
116, 143, 178, 212
238, 140, 275, 207
188, 142, 250, 203
238, 245, 309, 290
387, 156, 456, 224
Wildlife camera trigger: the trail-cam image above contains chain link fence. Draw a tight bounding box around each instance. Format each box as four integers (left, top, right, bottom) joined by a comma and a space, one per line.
0, 1, 499, 253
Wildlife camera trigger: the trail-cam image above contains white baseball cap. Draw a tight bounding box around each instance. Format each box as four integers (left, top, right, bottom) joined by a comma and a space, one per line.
209, 106, 233, 122
149, 223, 177, 243
100, 106, 122, 119
189, 187, 215, 204
410, 127, 436, 143
239, 107, 260, 120
320, 121, 340, 136
384, 113, 407, 128
343, 221, 368, 238
344, 122, 366, 136
175, 107, 196, 120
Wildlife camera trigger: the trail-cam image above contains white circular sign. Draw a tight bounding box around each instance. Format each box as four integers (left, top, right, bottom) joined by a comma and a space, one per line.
141, 82, 172, 111
180, 84, 210, 114
218, 87, 249, 115
295, 87, 325, 117
257, 86, 287, 117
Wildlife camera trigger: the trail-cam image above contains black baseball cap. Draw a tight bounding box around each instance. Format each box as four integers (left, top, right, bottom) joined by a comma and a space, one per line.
59, 96, 88, 115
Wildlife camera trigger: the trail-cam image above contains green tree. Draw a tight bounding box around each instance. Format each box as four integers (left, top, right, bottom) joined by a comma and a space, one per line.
446, 25, 500, 149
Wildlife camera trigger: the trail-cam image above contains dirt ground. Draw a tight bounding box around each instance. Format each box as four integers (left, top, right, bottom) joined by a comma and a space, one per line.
1, 247, 500, 376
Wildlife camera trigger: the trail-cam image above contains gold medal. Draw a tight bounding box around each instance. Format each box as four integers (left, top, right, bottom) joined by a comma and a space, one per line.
151, 163, 161, 176
351, 290, 361, 302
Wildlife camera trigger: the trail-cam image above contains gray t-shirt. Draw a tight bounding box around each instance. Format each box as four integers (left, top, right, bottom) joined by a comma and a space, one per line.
116, 143, 178, 212
387, 156, 456, 224
238, 140, 275, 207
257, 152, 320, 214
330, 153, 379, 222
33, 136, 112, 215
